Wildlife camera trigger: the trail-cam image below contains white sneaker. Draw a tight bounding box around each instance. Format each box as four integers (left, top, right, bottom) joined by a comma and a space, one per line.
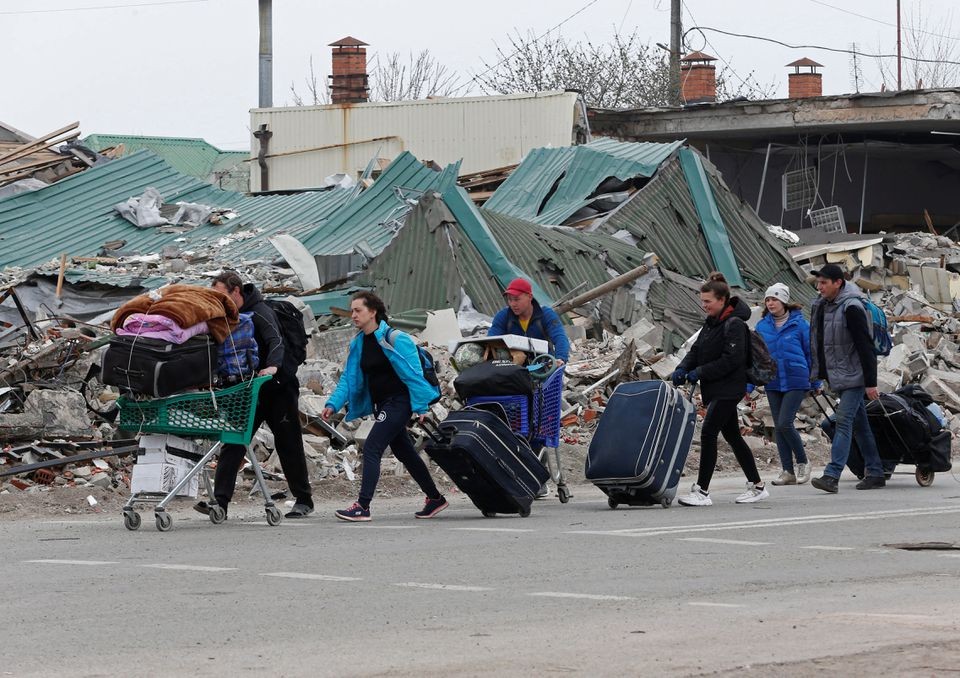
736, 482, 770, 504
677, 483, 713, 507
796, 463, 811, 485
771, 470, 796, 486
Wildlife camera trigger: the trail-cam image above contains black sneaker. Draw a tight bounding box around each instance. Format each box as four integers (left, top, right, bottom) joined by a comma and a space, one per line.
811, 475, 839, 493
856, 476, 886, 490
415, 496, 449, 519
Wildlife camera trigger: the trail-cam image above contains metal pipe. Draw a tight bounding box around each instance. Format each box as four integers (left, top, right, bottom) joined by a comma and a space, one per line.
756, 142, 773, 213
859, 142, 869, 234
253, 124, 273, 192
258, 0, 273, 108
553, 258, 657, 316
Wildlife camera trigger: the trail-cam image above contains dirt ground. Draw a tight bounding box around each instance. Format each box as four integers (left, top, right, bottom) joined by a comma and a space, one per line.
0, 430, 838, 522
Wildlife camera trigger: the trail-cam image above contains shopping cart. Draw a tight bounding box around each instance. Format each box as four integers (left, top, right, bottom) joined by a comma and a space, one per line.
466, 364, 571, 503
117, 375, 279, 531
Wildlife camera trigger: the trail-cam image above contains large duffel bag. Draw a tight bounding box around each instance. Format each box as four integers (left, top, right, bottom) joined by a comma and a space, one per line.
585, 380, 696, 508
102, 334, 217, 397
424, 407, 548, 517
453, 360, 533, 400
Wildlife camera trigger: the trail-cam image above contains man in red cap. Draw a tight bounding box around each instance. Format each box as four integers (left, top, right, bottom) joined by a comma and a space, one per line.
488, 277, 569, 364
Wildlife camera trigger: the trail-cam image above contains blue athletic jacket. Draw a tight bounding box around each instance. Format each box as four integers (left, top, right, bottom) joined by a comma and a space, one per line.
488, 300, 570, 362
754, 309, 821, 393
325, 321, 440, 420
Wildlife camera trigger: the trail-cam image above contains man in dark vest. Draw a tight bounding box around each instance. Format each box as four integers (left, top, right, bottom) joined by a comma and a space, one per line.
808, 264, 885, 493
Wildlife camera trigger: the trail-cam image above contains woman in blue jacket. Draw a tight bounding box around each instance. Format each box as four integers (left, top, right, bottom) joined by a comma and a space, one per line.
755, 283, 820, 485
322, 291, 448, 522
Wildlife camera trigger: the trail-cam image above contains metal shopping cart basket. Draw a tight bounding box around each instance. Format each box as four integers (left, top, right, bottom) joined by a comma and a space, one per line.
466, 364, 571, 503
116, 375, 279, 531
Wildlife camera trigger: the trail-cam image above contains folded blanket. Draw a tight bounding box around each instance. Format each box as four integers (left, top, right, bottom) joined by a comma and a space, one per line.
111, 285, 238, 343
117, 313, 210, 344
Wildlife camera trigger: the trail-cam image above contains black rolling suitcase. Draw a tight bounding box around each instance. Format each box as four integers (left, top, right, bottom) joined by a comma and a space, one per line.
585, 380, 696, 509
102, 334, 217, 397
424, 407, 549, 517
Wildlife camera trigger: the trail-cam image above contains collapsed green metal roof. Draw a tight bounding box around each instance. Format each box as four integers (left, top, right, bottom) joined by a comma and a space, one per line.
484, 138, 684, 225
0, 150, 350, 270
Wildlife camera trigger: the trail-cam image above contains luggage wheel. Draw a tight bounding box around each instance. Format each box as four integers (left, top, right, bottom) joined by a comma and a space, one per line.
482, 510, 497, 518
518, 507, 531, 518
916, 468, 935, 487
607, 497, 619, 510
661, 497, 672, 509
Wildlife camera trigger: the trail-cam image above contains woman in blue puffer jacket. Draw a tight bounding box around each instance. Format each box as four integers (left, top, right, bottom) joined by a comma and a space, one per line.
754, 283, 821, 485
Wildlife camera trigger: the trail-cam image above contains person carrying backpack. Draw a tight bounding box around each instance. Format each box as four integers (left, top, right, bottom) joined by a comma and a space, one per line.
322, 291, 448, 522
199, 271, 314, 519
808, 264, 886, 493
754, 283, 820, 486
671, 272, 769, 506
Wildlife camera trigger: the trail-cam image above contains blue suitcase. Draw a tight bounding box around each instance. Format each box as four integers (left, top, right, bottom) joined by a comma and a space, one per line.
424, 407, 549, 517
585, 381, 695, 509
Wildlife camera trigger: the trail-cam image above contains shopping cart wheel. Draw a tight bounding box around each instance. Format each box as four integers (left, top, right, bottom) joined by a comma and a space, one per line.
481, 511, 497, 518
916, 468, 935, 487
607, 497, 619, 510
557, 486, 570, 503
208, 505, 227, 525
265, 506, 283, 526
518, 506, 531, 518
123, 511, 141, 531
155, 512, 173, 532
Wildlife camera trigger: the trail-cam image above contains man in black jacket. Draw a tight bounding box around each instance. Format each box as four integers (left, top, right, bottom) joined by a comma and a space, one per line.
201, 271, 314, 518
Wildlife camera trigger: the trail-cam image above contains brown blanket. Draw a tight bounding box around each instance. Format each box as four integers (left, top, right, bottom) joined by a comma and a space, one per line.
111, 284, 239, 343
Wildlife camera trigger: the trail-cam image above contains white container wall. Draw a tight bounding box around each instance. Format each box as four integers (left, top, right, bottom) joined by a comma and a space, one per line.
248, 91, 579, 191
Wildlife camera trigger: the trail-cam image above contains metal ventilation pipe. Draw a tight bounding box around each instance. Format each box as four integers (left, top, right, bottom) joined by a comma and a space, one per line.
258, 0, 273, 108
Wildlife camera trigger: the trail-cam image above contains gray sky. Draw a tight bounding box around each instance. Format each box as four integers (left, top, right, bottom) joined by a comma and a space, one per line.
3, 0, 957, 151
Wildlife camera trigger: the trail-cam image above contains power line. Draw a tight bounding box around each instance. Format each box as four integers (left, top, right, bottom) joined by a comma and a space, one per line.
469, 0, 602, 84
808, 0, 960, 43
685, 26, 960, 67
681, 2, 765, 96
0, 0, 207, 15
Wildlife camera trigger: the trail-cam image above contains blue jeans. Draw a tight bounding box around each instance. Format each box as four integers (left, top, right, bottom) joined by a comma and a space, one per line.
766, 390, 808, 472
358, 395, 441, 507
824, 387, 883, 479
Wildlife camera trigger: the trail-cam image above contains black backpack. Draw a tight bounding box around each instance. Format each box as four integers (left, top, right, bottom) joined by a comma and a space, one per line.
385, 327, 441, 403
264, 298, 308, 376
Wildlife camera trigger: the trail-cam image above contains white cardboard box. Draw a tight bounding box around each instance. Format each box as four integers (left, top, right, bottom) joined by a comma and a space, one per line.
130, 461, 199, 498
448, 334, 548, 356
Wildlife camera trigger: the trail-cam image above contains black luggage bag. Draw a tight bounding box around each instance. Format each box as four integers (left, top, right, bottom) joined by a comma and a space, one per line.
424, 407, 549, 517
102, 334, 217, 397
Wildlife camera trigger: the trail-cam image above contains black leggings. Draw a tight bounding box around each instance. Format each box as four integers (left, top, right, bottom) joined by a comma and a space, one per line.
698, 398, 761, 491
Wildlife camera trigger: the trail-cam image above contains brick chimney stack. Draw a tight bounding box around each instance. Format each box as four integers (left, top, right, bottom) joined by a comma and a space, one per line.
680, 51, 717, 104
787, 57, 823, 99
329, 36, 369, 104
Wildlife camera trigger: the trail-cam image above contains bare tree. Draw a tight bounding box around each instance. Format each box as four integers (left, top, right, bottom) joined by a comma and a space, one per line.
369, 50, 462, 101
289, 55, 329, 106
474, 29, 774, 108
877, 4, 960, 89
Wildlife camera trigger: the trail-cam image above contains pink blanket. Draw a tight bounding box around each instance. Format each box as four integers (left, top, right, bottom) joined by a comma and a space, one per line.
117, 313, 210, 344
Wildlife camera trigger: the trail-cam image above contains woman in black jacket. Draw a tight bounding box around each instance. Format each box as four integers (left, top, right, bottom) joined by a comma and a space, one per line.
671, 273, 769, 506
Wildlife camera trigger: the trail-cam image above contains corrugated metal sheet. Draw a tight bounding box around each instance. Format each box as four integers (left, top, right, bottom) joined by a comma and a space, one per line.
485, 139, 683, 225
0, 151, 350, 270
83, 134, 249, 191
248, 91, 580, 190
299, 151, 459, 256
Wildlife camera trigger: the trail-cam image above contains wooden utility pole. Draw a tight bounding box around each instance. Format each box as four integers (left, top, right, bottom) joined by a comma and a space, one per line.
896, 0, 902, 90
670, 0, 682, 105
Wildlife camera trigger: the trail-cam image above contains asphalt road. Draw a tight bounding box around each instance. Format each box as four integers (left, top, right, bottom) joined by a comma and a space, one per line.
4, 469, 960, 677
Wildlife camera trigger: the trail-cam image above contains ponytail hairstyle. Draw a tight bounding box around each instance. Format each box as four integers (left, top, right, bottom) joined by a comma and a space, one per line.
700, 271, 731, 303
351, 291, 389, 324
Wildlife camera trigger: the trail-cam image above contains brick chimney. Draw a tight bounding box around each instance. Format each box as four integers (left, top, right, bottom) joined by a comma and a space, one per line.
787, 57, 823, 99
329, 36, 369, 104
680, 52, 717, 104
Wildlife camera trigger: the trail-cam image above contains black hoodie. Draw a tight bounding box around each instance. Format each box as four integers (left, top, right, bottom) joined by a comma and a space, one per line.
679, 296, 751, 403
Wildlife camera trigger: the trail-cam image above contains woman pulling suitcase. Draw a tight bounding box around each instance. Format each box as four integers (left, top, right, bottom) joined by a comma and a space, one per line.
322, 291, 448, 522
671, 273, 769, 506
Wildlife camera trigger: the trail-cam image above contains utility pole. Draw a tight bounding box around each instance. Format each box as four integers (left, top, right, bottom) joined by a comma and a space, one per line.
670, 0, 682, 105
896, 0, 902, 90
258, 0, 273, 107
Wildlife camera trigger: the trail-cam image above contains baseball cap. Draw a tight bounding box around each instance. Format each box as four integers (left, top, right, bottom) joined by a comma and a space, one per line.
810, 263, 846, 281
504, 277, 533, 296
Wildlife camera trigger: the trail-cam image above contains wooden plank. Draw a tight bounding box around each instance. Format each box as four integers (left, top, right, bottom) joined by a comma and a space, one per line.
0, 122, 80, 168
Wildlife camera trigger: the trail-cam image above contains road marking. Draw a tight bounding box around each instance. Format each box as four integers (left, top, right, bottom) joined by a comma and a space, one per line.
448, 527, 535, 533
529, 592, 634, 601
802, 545, 856, 551
41, 520, 114, 525
393, 582, 492, 592
938, 554, 960, 559
351, 525, 418, 530
25, 559, 118, 565
687, 602, 745, 608
679, 537, 770, 546
569, 506, 960, 538
245, 521, 310, 527
141, 564, 237, 572
261, 572, 362, 581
